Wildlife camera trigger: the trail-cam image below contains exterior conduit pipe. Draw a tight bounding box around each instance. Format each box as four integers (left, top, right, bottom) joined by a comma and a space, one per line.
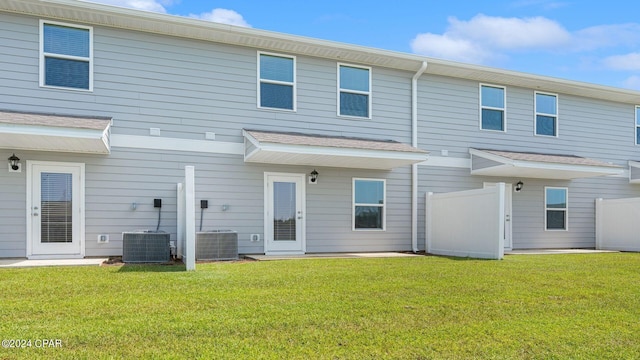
411, 61, 428, 253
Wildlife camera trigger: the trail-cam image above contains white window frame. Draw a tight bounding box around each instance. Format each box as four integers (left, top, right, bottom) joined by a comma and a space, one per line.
635, 106, 640, 145
544, 186, 568, 231
39, 20, 93, 92
352, 178, 386, 231
479, 83, 506, 132
534, 91, 559, 137
257, 51, 296, 111
338, 63, 372, 119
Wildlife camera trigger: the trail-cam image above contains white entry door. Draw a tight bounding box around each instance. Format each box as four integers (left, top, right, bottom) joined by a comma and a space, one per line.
264, 173, 305, 255
484, 182, 513, 250
28, 162, 84, 259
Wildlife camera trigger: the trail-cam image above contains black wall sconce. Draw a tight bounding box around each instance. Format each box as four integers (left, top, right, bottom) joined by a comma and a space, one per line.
8, 153, 20, 172
309, 169, 319, 184
515, 181, 523, 192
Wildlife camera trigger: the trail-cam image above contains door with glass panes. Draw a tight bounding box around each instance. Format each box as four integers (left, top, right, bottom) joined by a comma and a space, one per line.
264, 173, 305, 254
29, 162, 83, 258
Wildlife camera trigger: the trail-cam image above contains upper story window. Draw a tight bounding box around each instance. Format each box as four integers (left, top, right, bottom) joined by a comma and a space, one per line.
545, 187, 568, 231
635, 106, 640, 145
258, 52, 296, 111
40, 20, 93, 91
338, 64, 371, 118
480, 84, 506, 131
535, 92, 558, 137
353, 178, 385, 231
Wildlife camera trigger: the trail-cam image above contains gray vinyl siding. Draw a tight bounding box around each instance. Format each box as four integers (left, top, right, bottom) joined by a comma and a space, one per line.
0, 149, 412, 257
416, 73, 640, 249
0, 13, 412, 145
0, 13, 416, 257
418, 74, 637, 166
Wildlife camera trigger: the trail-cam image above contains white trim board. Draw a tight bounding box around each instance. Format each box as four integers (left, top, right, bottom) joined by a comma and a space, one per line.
110, 134, 244, 155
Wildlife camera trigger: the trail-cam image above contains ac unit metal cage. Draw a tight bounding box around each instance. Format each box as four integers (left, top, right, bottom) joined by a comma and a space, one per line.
196, 230, 238, 261
122, 231, 171, 263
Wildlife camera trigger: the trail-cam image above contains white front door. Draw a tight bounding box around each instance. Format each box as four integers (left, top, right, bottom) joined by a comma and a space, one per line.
28, 161, 84, 259
264, 173, 305, 255
484, 182, 513, 250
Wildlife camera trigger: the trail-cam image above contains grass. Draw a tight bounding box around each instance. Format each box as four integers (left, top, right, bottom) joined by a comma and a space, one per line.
1, 253, 639, 359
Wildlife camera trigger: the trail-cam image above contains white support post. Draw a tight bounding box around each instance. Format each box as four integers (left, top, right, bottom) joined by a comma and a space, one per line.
595, 198, 602, 250
496, 183, 505, 260
425, 192, 433, 254
184, 166, 196, 271
176, 183, 185, 259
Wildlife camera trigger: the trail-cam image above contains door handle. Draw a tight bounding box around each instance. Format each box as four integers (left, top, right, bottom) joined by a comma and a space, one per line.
33, 213, 39, 216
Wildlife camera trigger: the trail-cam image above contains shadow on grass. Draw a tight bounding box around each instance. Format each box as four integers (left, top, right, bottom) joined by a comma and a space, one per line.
117, 263, 187, 272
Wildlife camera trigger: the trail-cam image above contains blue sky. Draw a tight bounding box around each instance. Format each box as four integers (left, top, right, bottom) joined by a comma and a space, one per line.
85, 0, 640, 90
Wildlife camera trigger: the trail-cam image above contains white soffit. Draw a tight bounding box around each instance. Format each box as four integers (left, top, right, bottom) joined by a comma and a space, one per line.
0, 110, 112, 154
243, 129, 428, 170
470, 148, 623, 180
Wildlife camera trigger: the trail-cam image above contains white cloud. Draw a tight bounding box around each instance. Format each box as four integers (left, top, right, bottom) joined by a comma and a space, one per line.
603, 53, 640, 71
622, 75, 640, 90
572, 24, 640, 51
411, 14, 571, 63
81, 0, 167, 13
189, 9, 251, 27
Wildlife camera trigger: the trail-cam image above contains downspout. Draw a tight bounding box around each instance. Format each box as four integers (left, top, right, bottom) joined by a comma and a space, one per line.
411, 61, 428, 253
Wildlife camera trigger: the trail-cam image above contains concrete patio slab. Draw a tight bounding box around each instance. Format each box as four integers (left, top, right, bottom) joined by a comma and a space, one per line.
246, 252, 421, 261
0, 258, 107, 268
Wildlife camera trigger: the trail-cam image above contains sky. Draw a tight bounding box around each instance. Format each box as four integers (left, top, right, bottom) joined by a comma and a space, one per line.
83, 0, 640, 90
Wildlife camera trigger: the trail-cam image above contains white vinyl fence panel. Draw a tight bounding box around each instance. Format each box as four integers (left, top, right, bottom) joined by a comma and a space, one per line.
426, 183, 505, 259
595, 198, 640, 252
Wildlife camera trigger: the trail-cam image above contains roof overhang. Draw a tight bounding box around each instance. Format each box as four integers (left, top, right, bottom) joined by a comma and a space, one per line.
470, 148, 623, 180
2, 0, 640, 104
0, 111, 112, 154
243, 129, 428, 170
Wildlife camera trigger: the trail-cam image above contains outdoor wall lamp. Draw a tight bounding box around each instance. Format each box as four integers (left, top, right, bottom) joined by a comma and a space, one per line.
515, 181, 524, 192
8, 153, 20, 172
309, 169, 319, 184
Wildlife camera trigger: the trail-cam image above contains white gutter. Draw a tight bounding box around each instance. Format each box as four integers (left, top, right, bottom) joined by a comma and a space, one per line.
411, 61, 428, 253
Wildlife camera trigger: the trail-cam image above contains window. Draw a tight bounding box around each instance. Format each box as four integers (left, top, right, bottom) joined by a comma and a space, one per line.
480, 84, 506, 131
258, 52, 295, 110
636, 106, 640, 145
535, 92, 558, 136
545, 187, 567, 231
338, 64, 371, 118
40, 20, 92, 91
353, 178, 385, 230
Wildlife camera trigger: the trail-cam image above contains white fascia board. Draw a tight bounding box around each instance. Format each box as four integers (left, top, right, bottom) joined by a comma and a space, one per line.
0, 123, 105, 139
419, 156, 470, 168
255, 142, 428, 162
110, 134, 244, 155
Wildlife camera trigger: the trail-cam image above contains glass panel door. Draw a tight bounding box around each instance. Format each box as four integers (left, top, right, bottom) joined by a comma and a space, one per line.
30, 162, 83, 258
265, 173, 305, 254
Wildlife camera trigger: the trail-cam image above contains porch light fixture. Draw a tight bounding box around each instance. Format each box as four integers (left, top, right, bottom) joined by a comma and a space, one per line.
309, 169, 319, 184
515, 181, 524, 192
8, 153, 20, 171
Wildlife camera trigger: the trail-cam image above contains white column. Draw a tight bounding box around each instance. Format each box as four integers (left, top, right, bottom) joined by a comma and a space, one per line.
184, 166, 196, 271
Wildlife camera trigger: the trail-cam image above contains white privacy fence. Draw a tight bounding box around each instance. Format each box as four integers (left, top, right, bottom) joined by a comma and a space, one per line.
595, 198, 640, 252
177, 166, 196, 270
426, 183, 505, 260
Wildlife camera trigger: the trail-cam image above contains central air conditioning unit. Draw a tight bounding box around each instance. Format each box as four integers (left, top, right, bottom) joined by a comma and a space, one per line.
122, 230, 171, 263
196, 230, 238, 261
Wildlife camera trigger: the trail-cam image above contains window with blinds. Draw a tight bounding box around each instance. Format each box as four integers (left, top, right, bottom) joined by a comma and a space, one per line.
273, 181, 296, 241
41, 21, 92, 90
41, 172, 73, 243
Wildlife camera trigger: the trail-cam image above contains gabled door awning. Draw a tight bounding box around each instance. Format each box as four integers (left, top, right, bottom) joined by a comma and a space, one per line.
470, 148, 623, 180
243, 129, 428, 170
0, 110, 112, 154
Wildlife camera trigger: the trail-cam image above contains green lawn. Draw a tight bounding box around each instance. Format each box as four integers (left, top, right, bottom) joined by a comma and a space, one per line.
1, 253, 639, 359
